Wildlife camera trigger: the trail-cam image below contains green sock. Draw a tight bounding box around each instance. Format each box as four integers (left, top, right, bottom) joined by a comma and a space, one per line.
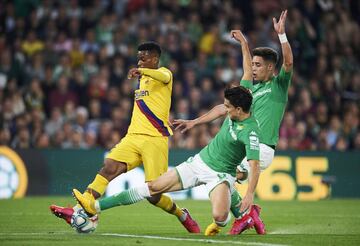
99, 184, 149, 211
230, 190, 246, 219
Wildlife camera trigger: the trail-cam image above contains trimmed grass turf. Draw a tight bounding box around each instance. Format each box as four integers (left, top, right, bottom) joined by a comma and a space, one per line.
0, 197, 359, 245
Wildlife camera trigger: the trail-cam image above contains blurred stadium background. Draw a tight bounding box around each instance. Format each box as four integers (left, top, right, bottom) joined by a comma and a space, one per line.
0, 0, 359, 244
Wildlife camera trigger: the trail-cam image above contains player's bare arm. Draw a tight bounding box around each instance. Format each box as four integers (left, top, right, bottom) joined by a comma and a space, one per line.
273, 10, 293, 72
173, 104, 227, 133
230, 30, 252, 81
240, 159, 260, 212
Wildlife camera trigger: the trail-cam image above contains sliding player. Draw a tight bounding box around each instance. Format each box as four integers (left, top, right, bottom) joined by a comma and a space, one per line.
73, 85, 261, 236
174, 10, 293, 235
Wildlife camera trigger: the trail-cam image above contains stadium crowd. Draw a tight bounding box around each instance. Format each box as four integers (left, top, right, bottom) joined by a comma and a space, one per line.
0, 0, 359, 150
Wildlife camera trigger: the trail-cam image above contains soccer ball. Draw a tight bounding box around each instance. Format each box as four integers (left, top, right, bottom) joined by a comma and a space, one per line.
70, 208, 98, 233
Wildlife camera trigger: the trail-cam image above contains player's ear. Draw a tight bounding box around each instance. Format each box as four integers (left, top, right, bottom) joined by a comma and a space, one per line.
152, 56, 159, 65
236, 106, 243, 114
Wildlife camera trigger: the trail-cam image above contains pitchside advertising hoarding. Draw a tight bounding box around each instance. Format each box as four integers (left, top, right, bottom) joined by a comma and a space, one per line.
0, 147, 359, 200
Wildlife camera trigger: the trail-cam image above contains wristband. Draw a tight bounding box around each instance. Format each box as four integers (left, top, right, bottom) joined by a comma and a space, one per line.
278, 33, 288, 43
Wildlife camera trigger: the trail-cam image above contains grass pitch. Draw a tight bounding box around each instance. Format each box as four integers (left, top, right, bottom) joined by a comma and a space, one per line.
0, 197, 359, 245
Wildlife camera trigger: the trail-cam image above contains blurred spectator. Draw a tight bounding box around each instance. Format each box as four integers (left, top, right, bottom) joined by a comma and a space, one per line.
45, 107, 63, 137
21, 31, 44, 57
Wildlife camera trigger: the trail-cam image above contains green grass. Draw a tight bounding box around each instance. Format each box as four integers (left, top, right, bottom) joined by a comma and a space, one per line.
0, 197, 360, 245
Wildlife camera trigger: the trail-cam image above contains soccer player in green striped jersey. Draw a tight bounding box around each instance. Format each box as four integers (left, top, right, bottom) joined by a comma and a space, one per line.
173, 10, 293, 235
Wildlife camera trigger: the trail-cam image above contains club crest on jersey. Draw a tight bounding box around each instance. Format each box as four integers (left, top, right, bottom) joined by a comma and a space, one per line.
237, 125, 244, 130
135, 90, 149, 99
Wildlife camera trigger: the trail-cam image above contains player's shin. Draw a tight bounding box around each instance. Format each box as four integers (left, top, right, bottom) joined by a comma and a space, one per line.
99, 183, 150, 211
154, 194, 186, 220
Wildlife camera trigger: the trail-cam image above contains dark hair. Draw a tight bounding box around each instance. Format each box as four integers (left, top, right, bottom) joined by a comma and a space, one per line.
138, 41, 161, 57
224, 86, 252, 113
253, 47, 278, 65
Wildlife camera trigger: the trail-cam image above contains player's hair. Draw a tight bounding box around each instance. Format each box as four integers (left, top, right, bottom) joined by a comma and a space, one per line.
224, 86, 252, 113
253, 47, 278, 65
138, 41, 161, 57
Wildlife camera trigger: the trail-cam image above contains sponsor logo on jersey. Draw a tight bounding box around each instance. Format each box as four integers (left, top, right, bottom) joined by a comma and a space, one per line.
253, 88, 272, 98
135, 90, 149, 100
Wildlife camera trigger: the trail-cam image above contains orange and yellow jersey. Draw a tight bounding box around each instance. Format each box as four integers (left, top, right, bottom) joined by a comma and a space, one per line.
127, 67, 173, 137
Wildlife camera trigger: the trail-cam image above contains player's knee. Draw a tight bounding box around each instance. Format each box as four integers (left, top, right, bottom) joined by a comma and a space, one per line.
147, 181, 162, 195
146, 194, 161, 205
100, 159, 127, 180
213, 211, 229, 223
213, 211, 230, 227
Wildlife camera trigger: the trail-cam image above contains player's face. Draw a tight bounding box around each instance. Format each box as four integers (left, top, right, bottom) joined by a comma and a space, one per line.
137, 51, 158, 68
224, 99, 240, 120
252, 56, 274, 81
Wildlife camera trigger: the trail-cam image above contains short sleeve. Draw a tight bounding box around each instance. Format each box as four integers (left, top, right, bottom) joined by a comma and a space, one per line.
242, 129, 260, 161
275, 67, 293, 91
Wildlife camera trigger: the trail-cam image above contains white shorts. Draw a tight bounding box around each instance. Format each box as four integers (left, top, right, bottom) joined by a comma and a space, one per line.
175, 154, 236, 196
237, 143, 275, 182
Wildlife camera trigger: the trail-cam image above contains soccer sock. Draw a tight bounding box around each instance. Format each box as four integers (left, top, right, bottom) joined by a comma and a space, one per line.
87, 174, 109, 198
155, 194, 185, 221
230, 190, 246, 219
99, 183, 150, 211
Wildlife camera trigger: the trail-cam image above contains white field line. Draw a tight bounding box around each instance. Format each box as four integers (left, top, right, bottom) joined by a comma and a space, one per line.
0, 232, 288, 246
101, 233, 288, 246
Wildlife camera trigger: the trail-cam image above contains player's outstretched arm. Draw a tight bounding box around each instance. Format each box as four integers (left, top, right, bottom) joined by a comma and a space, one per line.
173, 104, 227, 133
230, 30, 252, 81
273, 10, 293, 72
240, 159, 260, 213
138, 68, 171, 83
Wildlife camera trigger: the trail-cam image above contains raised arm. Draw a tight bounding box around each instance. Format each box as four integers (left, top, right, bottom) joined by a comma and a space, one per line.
230, 30, 252, 81
173, 104, 226, 133
273, 10, 293, 72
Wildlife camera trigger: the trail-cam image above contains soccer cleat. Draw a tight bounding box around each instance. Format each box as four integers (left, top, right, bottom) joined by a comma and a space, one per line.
72, 189, 97, 216
204, 222, 221, 236
180, 208, 201, 233
249, 204, 266, 234
49, 204, 74, 224
228, 214, 254, 235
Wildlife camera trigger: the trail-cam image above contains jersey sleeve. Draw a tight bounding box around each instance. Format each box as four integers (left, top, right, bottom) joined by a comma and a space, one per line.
139, 67, 172, 84
275, 67, 293, 91
241, 129, 260, 161
240, 80, 253, 91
